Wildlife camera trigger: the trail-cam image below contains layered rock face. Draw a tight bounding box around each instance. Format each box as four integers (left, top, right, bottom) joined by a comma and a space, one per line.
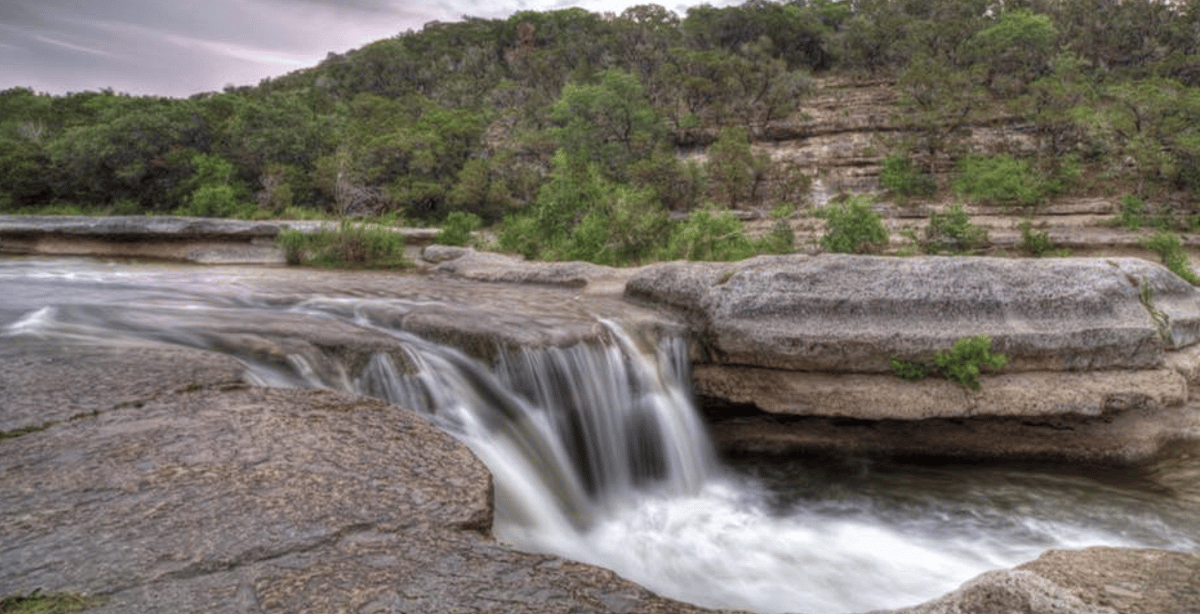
628, 254, 1200, 463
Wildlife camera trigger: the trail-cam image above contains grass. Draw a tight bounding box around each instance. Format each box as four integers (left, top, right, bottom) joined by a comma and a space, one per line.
1140, 230, 1200, 285
0, 593, 104, 614
277, 219, 413, 269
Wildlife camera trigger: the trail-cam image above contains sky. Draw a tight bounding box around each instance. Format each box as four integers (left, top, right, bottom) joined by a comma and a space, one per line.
1, 0, 735, 99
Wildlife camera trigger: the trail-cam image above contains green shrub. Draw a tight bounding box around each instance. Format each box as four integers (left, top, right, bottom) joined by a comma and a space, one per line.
496, 215, 544, 260
0, 592, 105, 613
1141, 230, 1200, 285
182, 183, 241, 218
757, 219, 796, 255
554, 186, 669, 266
953, 154, 1048, 206
919, 204, 988, 254
879, 154, 937, 199
435, 211, 481, 247
1017, 218, 1065, 257
813, 195, 890, 254
890, 356, 929, 381
1117, 194, 1148, 230
658, 207, 757, 262
278, 220, 412, 269
932, 334, 1008, 392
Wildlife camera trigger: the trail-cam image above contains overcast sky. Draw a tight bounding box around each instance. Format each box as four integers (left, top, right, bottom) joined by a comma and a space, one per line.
1, 0, 735, 98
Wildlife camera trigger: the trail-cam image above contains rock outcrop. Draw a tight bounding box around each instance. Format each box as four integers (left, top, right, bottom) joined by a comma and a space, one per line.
887, 547, 1200, 614
0, 342, 723, 614
627, 254, 1200, 373
628, 253, 1200, 462
0, 215, 438, 264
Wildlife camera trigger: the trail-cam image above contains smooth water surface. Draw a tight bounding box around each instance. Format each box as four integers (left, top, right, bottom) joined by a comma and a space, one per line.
3, 256, 1198, 614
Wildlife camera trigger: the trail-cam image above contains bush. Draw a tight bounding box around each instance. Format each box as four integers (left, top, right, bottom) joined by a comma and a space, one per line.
879, 154, 937, 199
278, 220, 412, 269
813, 195, 890, 254
932, 334, 1008, 392
953, 154, 1048, 206
1018, 218, 1064, 257
918, 204, 988, 254
658, 207, 757, 262
890, 356, 929, 381
1141, 230, 1200, 285
1117, 194, 1148, 230
435, 211, 481, 247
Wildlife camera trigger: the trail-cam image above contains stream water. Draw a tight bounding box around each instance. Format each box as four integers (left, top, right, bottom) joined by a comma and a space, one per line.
3, 256, 1199, 614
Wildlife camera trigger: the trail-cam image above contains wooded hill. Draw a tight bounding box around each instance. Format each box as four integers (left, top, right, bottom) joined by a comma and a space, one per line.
4, 0, 1200, 265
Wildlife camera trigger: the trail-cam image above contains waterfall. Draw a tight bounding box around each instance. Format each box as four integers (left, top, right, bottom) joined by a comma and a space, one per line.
7, 259, 1199, 614
349, 321, 717, 539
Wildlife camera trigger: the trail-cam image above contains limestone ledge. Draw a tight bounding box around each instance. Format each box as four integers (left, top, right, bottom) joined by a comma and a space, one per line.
695, 365, 1188, 421
0, 215, 439, 264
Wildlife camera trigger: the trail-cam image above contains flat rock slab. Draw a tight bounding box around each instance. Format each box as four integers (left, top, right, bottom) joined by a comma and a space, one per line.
695, 365, 1188, 420
0, 216, 437, 264
0, 347, 718, 614
709, 399, 1200, 464
423, 245, 638, 295
627, 254, 1200, 373
0, 341, 244, 433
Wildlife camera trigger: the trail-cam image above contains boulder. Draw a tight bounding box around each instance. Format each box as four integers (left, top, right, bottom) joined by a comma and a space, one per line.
626, 254, 1200, 373
885, 547, 1200, 614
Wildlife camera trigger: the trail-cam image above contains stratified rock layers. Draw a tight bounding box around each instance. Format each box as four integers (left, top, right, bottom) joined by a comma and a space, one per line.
628, 254, 1200, 462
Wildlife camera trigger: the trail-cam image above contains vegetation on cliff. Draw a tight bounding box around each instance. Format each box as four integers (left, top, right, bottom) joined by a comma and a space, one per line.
3, 0, 1200, 265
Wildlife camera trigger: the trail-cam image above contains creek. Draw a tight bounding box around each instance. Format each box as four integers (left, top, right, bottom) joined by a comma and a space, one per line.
3, 256, 1198, 614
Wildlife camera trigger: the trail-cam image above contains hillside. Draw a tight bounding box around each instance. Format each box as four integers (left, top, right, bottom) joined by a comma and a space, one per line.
2, 0, 1200, 267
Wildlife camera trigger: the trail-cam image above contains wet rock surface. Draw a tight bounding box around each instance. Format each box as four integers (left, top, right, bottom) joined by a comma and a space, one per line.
0, 343, 721, 614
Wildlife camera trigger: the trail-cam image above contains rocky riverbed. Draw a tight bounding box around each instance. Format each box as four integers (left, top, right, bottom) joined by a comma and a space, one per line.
3, 224, 1200, 612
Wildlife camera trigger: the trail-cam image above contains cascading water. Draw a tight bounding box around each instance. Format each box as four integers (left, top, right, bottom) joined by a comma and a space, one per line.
4, 258, 1199, 614
348, 324, 716, 543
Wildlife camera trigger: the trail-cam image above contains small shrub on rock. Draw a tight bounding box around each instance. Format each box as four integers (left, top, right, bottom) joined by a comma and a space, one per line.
1141, 230, 1200, 285
953, 154, 1048, 206
880, 154, 937, 199
890, 357, 929, 381
932, 334, 1008, 392
658, 207, 757, 262
436, 211, 481, 247
891, 335, 1008, 392
813, 195, 890, 254
920, 204, 989, 254
1018, 218, 1064, 257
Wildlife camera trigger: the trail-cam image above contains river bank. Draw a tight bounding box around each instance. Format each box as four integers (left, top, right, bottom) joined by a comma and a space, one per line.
2, 254, 1199, 613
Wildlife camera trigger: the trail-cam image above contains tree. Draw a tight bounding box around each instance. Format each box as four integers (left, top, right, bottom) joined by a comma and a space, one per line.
1100, 78, 1200, 194
706, 127, 771, 208
46, 94, 208, 209
896, 52, 988, 165
969, 9, 1058, 95
550, 69, 666, 180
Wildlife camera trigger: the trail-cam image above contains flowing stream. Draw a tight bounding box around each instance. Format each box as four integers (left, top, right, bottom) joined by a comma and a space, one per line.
3, 256, 1199, 614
